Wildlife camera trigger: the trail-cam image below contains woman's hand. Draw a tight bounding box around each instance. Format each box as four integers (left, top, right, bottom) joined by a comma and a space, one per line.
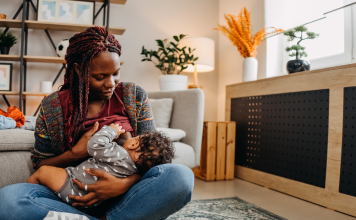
69, 168, 141, 207
70, 122, 99, 160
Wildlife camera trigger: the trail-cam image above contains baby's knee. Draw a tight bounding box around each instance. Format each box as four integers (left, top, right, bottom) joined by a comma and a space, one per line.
35, 165, 51, 176
27, 166, 50, 183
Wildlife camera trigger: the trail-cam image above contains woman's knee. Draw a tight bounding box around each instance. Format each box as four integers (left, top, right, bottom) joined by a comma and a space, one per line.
159, 164, 195, 203
142, 164, 194, 197
0, 183, 28, 212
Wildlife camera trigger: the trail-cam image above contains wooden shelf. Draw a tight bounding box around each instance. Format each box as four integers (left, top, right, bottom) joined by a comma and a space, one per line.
23, 92, 50, 97
77, 0, 127, 4
0, 55, 124, 65
0, 19, 22, 28
0, 91, 51, 96
0, 20, 125, 35
25, 56, 65, 63
0, 55, 20, 62
0, 55, 64, 63
0, 91, 19, 95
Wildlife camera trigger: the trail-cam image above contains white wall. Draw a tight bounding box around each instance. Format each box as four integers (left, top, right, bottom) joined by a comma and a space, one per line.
217, 0, 265, 121
0, 0, 219, 121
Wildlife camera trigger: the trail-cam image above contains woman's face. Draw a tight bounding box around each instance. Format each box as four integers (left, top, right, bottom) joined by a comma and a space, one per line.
87, 51, 121, 101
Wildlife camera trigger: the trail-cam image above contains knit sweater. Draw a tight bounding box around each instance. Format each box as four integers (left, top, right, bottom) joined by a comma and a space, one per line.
31, 82, 155, 169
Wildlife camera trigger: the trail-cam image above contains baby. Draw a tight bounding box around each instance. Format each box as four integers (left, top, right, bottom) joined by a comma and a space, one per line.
26, 123, 175, 206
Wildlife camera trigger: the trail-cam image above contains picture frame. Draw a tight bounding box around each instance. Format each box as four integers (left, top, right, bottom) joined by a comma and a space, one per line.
37, 0, 95, 25
0, 63, 12, 91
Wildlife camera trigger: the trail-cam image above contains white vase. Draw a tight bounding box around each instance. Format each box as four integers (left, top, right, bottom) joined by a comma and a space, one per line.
158, 75, 188, 91
243, 57, 258, 82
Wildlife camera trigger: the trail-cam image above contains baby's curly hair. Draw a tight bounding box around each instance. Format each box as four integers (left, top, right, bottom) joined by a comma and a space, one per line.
135, 131, 175, 175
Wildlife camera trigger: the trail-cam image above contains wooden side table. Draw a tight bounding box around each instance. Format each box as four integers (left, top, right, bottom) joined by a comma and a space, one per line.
192, 121, 236, 181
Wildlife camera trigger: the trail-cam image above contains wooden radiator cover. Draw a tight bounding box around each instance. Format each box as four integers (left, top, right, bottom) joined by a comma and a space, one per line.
226, 63, 356, 217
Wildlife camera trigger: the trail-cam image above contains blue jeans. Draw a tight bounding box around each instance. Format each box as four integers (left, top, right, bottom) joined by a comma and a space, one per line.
0, 164, 194, 220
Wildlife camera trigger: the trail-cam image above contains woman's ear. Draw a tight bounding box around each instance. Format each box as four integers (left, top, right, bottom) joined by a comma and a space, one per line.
74, 63, 80, 75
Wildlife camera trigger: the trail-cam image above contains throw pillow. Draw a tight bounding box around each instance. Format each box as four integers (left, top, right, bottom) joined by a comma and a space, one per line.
149, 98, 173, 128
156, 127, 186, 142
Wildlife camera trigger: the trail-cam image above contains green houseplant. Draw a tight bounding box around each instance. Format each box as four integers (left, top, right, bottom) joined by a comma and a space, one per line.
141, 34, 199, 91
0, 30, 17, 54
284, 25, 319, 74
141, 34, 198, 75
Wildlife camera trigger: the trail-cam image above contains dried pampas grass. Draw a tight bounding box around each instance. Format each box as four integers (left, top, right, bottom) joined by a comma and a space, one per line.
214, 7, 283, 58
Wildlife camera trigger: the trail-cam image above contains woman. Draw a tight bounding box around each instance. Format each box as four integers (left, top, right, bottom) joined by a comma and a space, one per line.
0, 27, 194, 220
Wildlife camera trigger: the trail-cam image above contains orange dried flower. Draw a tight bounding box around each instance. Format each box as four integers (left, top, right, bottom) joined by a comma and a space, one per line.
214, 7, 283, 58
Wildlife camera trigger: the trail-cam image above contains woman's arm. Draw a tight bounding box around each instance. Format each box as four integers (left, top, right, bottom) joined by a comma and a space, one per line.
37, 150, 80, 169
34, 122, 99, 169
136, 85, 156, 135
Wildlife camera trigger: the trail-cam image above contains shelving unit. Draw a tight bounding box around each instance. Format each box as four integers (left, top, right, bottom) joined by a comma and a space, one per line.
0, 0, 126, 115
0, 91, 51, 97
0, 55, 124, 64
0, 20, 125, 35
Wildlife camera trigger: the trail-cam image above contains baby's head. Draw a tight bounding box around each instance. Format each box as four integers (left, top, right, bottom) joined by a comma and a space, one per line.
122, 131, 175, 175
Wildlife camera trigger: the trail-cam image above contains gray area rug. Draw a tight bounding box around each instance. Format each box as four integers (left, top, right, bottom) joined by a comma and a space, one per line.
167, 197, 287, 220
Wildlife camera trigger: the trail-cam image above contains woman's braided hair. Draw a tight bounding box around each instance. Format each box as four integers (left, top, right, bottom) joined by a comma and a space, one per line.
60, 26, 122, 150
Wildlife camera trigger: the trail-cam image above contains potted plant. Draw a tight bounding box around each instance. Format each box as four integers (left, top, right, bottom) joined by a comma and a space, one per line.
214, 7, 283, 82
0, 31, 17, 55
284, 25, 319, 74
141, 34, 198, 91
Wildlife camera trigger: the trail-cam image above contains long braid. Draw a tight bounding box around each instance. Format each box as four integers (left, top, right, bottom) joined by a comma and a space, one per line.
61, 26, 122, 150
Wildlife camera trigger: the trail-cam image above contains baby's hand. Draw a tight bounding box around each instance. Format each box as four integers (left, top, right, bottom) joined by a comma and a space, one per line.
110, 123, 126, 136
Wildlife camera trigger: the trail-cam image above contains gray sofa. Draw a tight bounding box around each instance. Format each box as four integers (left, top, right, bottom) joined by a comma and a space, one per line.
0, 89, 204, 189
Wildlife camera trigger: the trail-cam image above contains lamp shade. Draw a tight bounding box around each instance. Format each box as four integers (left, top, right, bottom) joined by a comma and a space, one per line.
178, 37, 215, 72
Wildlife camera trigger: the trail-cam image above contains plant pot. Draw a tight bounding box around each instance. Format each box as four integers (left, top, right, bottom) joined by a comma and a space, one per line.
286, 59, 310, 74
0, 47, 10, 55
158, 75, 188, 91
243, 57, 258, 82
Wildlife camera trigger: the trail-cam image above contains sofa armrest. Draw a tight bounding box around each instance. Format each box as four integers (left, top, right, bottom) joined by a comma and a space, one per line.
147, 89, 204, 167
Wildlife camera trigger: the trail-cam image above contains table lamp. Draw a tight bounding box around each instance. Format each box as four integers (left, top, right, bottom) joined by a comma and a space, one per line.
178, 37, 215, 89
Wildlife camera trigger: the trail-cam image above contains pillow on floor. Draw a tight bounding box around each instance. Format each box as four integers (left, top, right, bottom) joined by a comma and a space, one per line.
156, 127, 186, 142
149, 98, 173, 128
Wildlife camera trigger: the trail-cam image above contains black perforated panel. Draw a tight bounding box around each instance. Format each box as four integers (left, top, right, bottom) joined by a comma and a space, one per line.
340, 87, 356, 197
231, 90, 329, 188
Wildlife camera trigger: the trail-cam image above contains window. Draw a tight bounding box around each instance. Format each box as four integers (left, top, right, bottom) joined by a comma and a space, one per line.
265, 0, 354, 78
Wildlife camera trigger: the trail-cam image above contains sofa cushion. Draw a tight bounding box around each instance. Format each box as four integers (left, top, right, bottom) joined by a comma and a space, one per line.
149, 98, 173, 128
171, 142, 195, 168
0, 129, 35, 151
0, 151, 35, 188
156, 127, 186, 142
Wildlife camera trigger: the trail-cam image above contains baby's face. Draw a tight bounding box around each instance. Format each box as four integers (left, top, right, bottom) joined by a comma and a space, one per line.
122, 136, 159, 163
122, 136, 141, 162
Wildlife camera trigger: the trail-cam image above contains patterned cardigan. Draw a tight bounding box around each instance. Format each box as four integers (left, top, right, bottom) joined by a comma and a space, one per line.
31, 82, 155, 169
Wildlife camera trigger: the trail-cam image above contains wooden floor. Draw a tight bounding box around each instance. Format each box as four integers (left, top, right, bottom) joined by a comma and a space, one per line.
192, 178, 356, 220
